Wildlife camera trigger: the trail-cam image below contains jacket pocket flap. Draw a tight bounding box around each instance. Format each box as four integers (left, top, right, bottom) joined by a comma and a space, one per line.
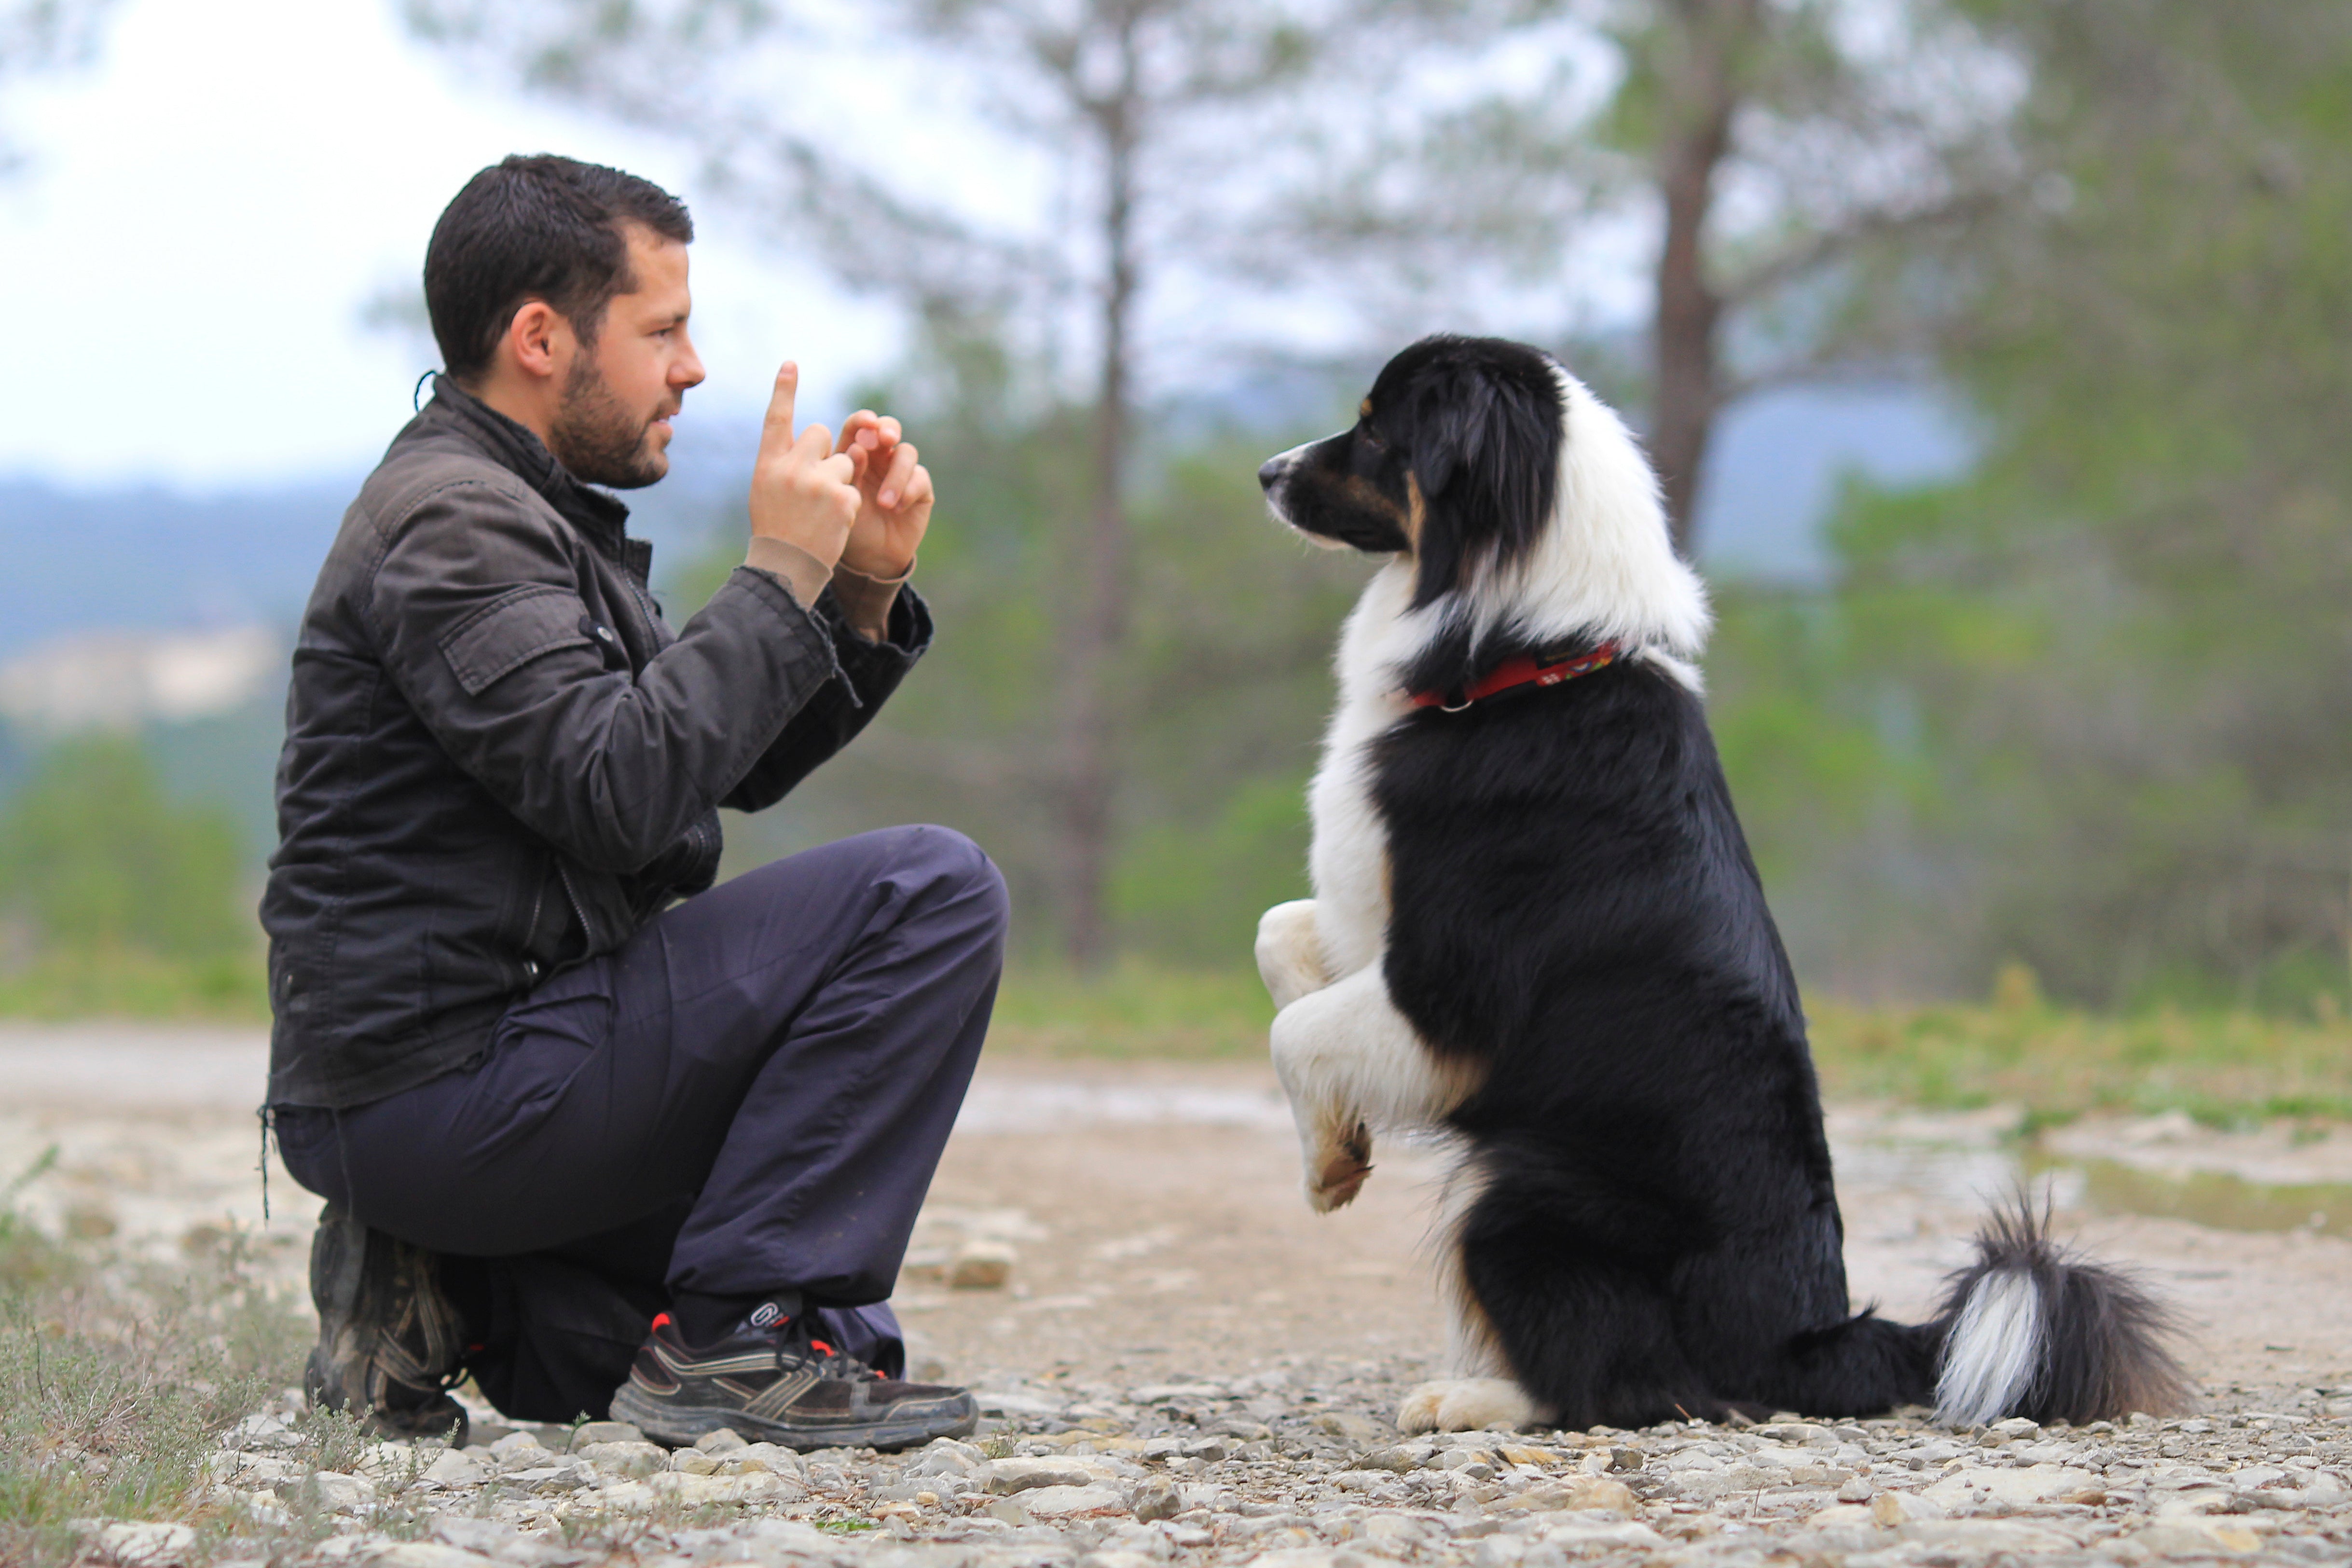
439, 585, 594, 697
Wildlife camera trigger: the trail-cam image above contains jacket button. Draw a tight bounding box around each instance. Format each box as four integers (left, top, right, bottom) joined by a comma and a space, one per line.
524, 959, 541, 982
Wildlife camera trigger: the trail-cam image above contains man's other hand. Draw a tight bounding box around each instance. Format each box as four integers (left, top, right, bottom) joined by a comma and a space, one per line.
749, 363, 864, 567
835, 410, 933, 580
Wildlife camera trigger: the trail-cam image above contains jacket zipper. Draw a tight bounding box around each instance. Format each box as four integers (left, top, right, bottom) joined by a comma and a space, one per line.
557, 860, 596, 953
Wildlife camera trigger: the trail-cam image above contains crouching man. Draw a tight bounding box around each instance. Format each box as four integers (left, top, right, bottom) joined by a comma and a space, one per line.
261, 154, 1006, 1450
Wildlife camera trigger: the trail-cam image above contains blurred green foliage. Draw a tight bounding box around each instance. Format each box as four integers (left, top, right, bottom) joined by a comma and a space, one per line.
1703, 2, 2352, 1010
0, 735, 251, 964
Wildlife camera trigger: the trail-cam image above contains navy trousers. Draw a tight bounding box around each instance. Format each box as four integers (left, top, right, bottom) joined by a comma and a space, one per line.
276, 825, 1007, 1422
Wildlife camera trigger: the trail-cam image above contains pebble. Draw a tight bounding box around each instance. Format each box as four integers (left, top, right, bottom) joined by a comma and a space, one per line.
108, 1367, 2352, 1568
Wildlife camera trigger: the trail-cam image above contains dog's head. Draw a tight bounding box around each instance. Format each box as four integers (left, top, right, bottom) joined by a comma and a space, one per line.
1258, 335, 1565, 610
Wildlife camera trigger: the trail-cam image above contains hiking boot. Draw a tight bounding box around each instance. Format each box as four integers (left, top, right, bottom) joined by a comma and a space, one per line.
609, 1311, 977, 1451
304, 1202, 470, 1444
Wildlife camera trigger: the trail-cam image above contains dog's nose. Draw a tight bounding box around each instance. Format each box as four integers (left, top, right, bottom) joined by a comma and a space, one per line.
1257, 457, 1284, 492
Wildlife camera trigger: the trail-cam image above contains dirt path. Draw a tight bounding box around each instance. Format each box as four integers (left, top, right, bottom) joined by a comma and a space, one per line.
2, 1027, 2348, 1405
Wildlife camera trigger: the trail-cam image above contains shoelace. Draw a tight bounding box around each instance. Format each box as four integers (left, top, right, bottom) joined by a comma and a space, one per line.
777, 1329, 888, 1382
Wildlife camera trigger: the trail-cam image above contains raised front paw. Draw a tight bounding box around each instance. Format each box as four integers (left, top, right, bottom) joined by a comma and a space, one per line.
1396, 1377, 1540, 1434
1306, 1119, 1373, 1212
1255, 900, 1330, 1011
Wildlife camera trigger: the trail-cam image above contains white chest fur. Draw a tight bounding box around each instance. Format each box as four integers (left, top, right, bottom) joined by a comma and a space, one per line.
1306, 562, 1419, 981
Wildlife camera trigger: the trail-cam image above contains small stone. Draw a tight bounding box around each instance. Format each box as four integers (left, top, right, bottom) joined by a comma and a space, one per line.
576, 1440, 665, 1478
2133, 1520, 2265, 1558
1356, 1447, 1420, 1473
366, 1545, 504, 1568
1900, 1519, 2078, 1555
1312, 1412, 1390, 1447
1922, 1462, 2102, 1513
423, 1448, 488, 1486
1872, 1489, 1947, 1527
986, 1456, 1100, 1493
693, 1427, 749, 1453
672, 1448, 720, 1474
1497, 1475, 1637, 1513
505, 1463, 589, 1494
566, 1421, 643, 1449
1019, 1483, 1127, 1517
93, 1524, 197, 1567
309, 1471, 378, 1512
1131, 1476, 1182, 1521
1835, 1474, 1874, 1503
949, 1239, 1016, 1289
1807, 1503, 1879, 1529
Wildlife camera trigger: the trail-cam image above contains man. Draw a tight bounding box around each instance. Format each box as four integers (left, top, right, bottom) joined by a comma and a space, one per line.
262, 154, 1007, 1451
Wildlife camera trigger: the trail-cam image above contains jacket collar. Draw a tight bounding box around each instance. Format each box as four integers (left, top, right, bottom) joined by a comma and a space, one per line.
421, 374, 654, 581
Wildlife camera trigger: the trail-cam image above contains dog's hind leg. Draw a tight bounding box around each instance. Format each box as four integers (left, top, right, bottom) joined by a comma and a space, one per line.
1255, 900, 1331, 1009
1267, 964, 1483, 1213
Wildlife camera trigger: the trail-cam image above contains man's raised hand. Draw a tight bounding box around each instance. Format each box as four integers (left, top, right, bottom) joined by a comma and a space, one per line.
749, 363, 864, 568
836, 410, 934, 580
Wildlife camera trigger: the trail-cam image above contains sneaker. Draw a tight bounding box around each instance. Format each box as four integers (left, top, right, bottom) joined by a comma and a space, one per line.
304, 1202, 470, 1444
610, 1311, 977, 1451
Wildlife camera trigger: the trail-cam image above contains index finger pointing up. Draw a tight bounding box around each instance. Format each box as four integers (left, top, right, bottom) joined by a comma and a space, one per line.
761, 362, 800, 448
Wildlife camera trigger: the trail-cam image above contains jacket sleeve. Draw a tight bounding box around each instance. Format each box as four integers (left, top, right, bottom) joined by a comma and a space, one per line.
365, 477, 842, 873
722, 578, 933, 812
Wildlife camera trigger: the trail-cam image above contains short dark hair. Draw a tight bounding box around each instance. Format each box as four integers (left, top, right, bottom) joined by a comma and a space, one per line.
424, 154, 694, 384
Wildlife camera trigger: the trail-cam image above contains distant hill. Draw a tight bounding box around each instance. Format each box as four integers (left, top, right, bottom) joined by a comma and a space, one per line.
0, 421, 755, 663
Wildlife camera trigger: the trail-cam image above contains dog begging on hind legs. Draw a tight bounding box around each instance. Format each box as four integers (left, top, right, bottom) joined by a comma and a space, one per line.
1250, 334, 2186, 1438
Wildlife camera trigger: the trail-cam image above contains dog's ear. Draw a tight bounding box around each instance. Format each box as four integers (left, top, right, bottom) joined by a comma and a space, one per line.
1407, 363, 1562, 609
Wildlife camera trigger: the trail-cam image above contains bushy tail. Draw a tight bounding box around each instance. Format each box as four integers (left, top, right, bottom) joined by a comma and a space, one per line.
1931, 1197, 2187, 1426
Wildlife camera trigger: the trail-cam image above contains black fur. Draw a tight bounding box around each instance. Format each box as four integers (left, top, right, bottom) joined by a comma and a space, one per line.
1266, 334, 2185, 1431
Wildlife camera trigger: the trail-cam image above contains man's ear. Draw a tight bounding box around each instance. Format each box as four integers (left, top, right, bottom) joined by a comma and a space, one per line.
1406, 370, 1560, 609
503, 300, 567, 383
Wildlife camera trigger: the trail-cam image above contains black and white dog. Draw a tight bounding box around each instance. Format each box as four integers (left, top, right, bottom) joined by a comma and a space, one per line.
1253, 335, 2183, 1433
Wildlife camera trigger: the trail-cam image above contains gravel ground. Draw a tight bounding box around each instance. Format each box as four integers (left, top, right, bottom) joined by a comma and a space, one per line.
10, 1031, 2352, 1568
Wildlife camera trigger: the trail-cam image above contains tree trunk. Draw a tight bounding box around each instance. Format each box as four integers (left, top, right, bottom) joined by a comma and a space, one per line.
1649, 0, 1752, 558
1058, 19, 1141, 971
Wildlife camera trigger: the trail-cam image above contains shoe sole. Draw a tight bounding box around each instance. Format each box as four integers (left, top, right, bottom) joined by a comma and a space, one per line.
608, 1381, 977, 1453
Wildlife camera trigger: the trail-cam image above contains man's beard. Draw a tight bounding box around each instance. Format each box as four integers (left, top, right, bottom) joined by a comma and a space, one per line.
548, 354, 671, 490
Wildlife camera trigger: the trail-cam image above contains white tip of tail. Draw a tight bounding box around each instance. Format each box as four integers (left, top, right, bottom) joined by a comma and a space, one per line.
1934, 1268, 2043, 1427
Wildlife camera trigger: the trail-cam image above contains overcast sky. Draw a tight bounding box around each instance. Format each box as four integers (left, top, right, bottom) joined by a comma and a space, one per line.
0, 0, 903, 490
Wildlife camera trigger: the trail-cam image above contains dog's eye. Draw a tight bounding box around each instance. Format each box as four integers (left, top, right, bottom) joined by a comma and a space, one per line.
1358, 425, 1388, 452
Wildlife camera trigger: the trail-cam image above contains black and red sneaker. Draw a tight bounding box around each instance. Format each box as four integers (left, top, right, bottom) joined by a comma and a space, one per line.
609, 1312, 977, 1452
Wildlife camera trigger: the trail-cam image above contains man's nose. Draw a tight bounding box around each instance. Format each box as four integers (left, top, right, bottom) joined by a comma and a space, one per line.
1257, 457, 1284, 492
675, 332, 708, 389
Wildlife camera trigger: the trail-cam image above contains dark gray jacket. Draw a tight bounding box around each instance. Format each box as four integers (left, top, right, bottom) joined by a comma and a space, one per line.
261, 379, 928, 1108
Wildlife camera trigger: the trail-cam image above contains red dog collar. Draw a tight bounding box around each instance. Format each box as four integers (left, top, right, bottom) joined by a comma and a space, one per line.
1409, 642, 1621, 712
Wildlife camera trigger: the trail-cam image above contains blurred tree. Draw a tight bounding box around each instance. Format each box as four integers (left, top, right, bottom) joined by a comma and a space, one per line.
0, 736, 249, 961
402, 0, 1407, 966
0, 0, 117, 174
1706, 0, 2352, 1008
1303, 0, 2016, 552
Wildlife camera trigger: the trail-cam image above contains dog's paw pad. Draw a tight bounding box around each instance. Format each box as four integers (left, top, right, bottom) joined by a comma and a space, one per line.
1396, 1378, 1539, 1434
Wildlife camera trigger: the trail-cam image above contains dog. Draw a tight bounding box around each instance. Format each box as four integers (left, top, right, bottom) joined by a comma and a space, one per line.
1252, 334, 2185, 1434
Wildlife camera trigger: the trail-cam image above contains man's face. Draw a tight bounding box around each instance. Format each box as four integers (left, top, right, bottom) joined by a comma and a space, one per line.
548, 224, 705, 489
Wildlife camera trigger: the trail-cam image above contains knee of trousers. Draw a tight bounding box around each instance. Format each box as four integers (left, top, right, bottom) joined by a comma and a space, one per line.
878, 825, 1010, 945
